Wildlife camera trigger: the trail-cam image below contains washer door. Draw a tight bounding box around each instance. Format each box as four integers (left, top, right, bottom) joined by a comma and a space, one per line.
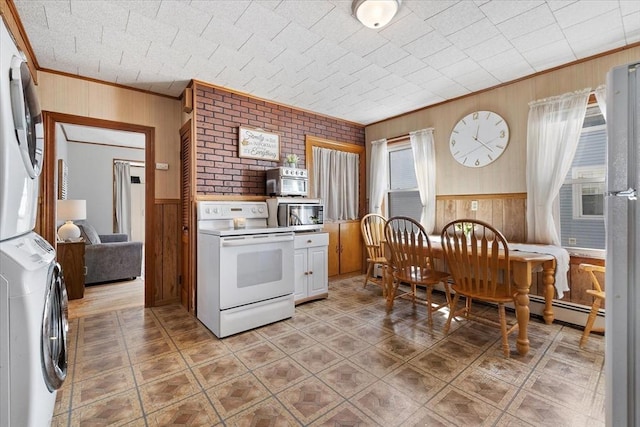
41, 262, 68, 392
9, 55, 43, 179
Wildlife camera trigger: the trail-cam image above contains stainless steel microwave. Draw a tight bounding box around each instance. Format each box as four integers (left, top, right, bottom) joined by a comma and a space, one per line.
266, 167, 308, 197
267, 198, 323, 231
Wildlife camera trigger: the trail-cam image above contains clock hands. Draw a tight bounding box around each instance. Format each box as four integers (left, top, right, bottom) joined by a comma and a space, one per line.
472, 133, 494, 152
459, 136, 499, 159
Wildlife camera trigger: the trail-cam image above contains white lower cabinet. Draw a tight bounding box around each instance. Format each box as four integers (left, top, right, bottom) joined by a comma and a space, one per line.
293, 232, 329, 304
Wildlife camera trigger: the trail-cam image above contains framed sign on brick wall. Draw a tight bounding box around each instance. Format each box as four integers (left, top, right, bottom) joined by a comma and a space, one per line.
238, 126, 280, 161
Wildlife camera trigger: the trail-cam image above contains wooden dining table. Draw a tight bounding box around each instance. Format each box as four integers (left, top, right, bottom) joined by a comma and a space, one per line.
384, 239, 557, 356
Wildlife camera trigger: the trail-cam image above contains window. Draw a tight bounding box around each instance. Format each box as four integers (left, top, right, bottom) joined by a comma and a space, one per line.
559, 104, 606, 249
387, 143, 421, 221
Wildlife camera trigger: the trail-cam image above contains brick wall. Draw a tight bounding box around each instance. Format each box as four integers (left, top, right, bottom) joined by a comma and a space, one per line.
195, 83, 365, 195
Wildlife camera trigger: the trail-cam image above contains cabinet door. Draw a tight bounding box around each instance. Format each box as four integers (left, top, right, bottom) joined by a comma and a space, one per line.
293, 248, 307, 302
339, 221, 363, 275
324, 223, 340, 277
307, 245, 328, 297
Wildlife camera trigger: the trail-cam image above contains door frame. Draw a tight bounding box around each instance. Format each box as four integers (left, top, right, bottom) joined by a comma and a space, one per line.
41, 112, 156, 307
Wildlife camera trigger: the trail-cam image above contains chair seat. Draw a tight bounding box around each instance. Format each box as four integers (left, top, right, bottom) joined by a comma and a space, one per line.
394, 268, 449, 286
368, 256, 388, 264
450, 283, 515, 303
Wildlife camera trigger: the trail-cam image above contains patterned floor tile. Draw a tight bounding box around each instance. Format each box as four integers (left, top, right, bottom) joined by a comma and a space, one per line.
508, 390, 593, 426
309, 401, 379, 426
206, 372, 271, 418
127, 336, 178, 365
180, 339, 231, 366
401, 406, 457, 427
353, 380, 420, 426
348, 347, 403, 378
225, 396, 300, 426
138, 370, 202, 413
290, 343, 344, 374
375, 335, 427, 360
61, 274, 606, 427
68, 389, 143, 426
316, 360, 377, 398
408, 349, 466, 382
277, 377, 344, 424
253, 357, 310, 393
234, 341, 286, 370
192, 353, 248, 389
73, 350, 130, 382
300, 322, 342, 341
147, 393, 221, 426
522, 370, 593, 412
451, 369, 519, 409
382, 365, 447, 404
132, 352, 187, 385
170, 327, 217, 350
221, 330, 265, 352
71, 366, 136, 409
351, 323, 393, 344
271, 330, 316, 353
256, 320, 296, 339
324, 332, 371, 357
427, 385, 502, 426
470, 352, 532, 386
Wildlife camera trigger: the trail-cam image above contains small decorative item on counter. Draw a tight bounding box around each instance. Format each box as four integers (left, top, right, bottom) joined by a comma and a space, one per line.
285, 153, 298, 168
233, 217, 246, 229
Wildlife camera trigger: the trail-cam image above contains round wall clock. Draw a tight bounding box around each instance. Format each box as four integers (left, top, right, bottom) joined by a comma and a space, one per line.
449, 110, 509, 168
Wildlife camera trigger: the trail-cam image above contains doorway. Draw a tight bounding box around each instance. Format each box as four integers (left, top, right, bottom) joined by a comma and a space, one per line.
42, 112, 156, 307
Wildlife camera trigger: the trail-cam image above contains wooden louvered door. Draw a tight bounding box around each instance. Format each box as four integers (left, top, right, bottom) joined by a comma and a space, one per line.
179, 120, 194, 312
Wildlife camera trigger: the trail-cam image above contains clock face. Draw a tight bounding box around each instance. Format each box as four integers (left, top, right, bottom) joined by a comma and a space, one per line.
449, 111, 509, 168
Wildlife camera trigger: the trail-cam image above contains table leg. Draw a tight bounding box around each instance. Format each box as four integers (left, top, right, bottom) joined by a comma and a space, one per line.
542, 259, 556, 325
512, 262, 532, 356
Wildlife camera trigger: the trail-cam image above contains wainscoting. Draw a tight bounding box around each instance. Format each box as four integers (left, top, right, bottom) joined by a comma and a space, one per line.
153, 199, 181, 305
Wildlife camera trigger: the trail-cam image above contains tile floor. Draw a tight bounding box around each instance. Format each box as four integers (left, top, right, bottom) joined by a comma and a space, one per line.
52, 275, 605, 426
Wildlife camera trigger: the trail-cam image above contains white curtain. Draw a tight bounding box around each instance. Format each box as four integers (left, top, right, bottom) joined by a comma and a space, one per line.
595, 84, 607, 121
410, 128, 437, 234
114, 161, 132, 238
526, 88, 591, 245
312, 146, 359, 221
369, 139, 388, 214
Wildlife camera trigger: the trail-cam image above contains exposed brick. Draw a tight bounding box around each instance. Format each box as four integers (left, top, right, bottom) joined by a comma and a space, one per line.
195, 83, 364, 196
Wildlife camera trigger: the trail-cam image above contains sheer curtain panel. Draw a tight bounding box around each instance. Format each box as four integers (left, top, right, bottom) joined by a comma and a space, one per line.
526, 88, 591, 245
312, 146, 359, 221
410, 128, 437, 234
369, 139, 388, 214
595, 85, 607, 121
114, 161, 132, 238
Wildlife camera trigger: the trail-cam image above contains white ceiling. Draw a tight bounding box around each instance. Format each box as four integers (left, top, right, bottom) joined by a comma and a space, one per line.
14, 0, 640, 125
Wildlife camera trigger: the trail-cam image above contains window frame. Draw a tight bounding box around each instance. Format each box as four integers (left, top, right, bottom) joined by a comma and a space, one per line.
385, 141, 421, 220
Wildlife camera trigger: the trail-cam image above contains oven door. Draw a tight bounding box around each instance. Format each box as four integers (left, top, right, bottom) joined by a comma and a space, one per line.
218, 233, 294, 309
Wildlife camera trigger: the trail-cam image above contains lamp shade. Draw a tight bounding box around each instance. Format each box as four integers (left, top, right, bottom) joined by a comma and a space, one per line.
57, 199, 86, 221
57, 199, 86, 242
352, 0, 400, 29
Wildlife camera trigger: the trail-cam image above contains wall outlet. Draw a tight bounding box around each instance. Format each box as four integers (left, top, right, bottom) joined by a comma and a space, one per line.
568, 238, 577, 245
471, 200, 478, 211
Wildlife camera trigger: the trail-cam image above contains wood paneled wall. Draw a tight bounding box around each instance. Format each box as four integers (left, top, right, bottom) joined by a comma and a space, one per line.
36, 72, 182, 199
435, 193, 527, 242
153, 200, 181, 305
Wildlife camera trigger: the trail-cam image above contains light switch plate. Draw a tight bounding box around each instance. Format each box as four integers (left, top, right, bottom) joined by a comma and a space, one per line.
156, 162, 169, 170
471, 200, 478, 211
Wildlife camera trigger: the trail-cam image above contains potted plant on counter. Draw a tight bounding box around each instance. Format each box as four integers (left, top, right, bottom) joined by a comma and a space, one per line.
285, 153, 298, 168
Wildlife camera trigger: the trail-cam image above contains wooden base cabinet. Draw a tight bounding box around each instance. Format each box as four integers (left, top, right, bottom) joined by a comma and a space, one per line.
324, 221, 363, 277
293, 233, 329, 304
57, 241, 85, 300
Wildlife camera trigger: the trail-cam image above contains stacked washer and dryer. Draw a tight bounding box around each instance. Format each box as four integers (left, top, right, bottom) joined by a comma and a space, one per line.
0, 17, 68, 426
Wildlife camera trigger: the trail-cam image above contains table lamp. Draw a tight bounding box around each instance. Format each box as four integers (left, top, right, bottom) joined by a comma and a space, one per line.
57, 199, 86, 241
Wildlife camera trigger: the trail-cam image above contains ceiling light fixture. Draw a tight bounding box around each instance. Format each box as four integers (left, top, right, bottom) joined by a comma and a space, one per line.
352, 0, 401, 29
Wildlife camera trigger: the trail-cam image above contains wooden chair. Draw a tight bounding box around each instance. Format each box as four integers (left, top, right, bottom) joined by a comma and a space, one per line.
441, 219, 517, 357
360, 213, 388, 296
384, 216, 450, 326
578, 263, 606, 348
